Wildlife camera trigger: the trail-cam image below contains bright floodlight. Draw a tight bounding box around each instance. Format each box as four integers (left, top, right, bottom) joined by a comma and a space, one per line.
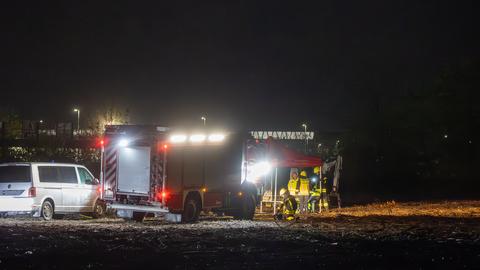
208, 133, 225, 142
118, 139, 129, 147
254, 161, 271, 176
190, 134, 206, 143
247, 161, 272, 182
170, 134, 187, 143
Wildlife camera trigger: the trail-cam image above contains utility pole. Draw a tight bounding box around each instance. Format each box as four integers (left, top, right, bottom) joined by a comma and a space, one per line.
302, 123, 308, 153
73, 108, 80, 131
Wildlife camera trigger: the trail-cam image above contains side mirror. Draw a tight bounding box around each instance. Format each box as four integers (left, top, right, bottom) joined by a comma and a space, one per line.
93, 178, 100, 185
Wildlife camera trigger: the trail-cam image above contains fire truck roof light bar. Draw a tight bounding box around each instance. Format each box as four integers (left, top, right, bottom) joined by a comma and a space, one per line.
170, 134, 187, 143
190, 134, 206, 143
208, 133, 225, 142
169, 133, 226, 144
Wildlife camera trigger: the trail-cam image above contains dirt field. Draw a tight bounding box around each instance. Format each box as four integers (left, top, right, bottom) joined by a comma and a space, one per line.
1, 201, 479, 269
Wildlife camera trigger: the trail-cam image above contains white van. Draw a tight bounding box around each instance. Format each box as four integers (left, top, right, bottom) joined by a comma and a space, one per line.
0, 162, 104, 220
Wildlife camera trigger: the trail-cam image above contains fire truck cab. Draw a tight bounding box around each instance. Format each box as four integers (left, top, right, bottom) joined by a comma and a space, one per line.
101, 125, 258, 222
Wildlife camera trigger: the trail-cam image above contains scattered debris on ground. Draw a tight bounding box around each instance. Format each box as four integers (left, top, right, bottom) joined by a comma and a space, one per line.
0, 201, 479, 269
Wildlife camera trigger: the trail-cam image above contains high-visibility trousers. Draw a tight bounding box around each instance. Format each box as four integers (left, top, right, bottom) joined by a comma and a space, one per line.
320, 188, 329, 209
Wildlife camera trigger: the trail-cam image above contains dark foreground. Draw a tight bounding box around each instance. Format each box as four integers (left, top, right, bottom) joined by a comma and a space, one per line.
1, 201, 479, 269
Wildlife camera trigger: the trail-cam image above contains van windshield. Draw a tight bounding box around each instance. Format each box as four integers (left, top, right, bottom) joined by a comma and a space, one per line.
0, 166, 31, 183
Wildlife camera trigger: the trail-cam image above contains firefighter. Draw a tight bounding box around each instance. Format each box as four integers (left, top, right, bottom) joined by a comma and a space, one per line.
287, 171, 299, 195
298, 170, 310, 213
320, 176, 329, 210
308, 166, 321, 212
276, 188, 297, 221
308, 177, 321, 212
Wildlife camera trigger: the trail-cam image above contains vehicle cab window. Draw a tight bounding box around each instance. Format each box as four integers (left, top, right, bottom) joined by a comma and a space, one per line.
78, 167, 95, 185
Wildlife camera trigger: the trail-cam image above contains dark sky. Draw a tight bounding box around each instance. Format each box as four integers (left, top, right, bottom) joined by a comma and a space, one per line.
1, 1, 478, 130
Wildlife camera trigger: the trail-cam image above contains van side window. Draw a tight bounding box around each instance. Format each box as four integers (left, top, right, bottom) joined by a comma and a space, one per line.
38, 167, 58, 182
38, 166, 78, 184
78, 167, 94, 185
58, 167, 78, 184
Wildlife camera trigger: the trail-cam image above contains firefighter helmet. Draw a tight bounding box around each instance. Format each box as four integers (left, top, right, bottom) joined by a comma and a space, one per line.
300, 170, 307, 177
279, 188, 288, 196
313, 166, 321, 174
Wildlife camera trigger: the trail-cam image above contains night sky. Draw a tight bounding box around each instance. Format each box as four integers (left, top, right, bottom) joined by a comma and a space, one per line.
1, 1, 478, 130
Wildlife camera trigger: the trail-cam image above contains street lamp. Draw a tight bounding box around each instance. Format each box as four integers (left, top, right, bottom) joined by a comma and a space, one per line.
201, 116, 206, 126
302, 123, 308, 153
73, 108, 80, 131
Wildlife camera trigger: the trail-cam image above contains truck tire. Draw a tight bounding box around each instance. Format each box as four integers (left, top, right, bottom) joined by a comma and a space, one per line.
92, 200, 106, 219
182, 197, 200, 223
132, 211, 146, 222
234, 193, 255, 220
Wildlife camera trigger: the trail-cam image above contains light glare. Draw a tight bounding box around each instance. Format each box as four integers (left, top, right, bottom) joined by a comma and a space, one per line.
118, 139, 129, 147
208, 133, 225, 142
190, 134, 206, 142
170, 134, 187, 143
247, 161, 271, 182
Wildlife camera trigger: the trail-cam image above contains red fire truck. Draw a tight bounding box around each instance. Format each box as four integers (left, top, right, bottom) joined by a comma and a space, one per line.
100, 125, 261, 222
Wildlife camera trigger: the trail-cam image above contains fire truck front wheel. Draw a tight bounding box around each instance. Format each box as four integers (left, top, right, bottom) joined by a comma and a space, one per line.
182, 196, 201, 223
234, 193, 255, 220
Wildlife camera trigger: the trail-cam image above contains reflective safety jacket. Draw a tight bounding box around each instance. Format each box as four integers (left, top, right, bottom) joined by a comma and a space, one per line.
282, 195, 298, 215
310, 185, 321, 196
298, 177, 310, 196
287, 178, 299, 194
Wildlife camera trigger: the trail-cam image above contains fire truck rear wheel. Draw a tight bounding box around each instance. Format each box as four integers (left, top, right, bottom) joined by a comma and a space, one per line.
182, 197, 200, 223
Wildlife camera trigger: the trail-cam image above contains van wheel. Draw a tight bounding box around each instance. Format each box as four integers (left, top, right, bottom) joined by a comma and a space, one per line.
92, 201, 106, 219
182, 198, 200, 223
41, 200, 54, 221
132, 211, 145, 222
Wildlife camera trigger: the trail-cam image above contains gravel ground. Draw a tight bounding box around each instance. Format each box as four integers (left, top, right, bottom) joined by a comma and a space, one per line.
1, 201, 479, 269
